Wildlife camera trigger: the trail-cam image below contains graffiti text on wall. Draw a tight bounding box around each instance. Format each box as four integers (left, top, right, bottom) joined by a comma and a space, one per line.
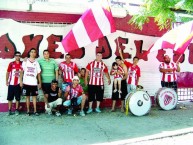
0, 33, 192, 63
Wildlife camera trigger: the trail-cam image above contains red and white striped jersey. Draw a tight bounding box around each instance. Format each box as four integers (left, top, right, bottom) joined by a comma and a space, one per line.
124, 60, 132, 68
124, 60, 141, 86
66, 84, 83, 100
111, 66, 124, 79
59, 61, 79, 83
86, 60, 108, 85
159, 62, 178, 82
22, 59, 41, 86
7, 61, 23, 85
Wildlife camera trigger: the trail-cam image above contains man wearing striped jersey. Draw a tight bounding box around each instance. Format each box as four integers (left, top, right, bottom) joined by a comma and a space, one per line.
6, 51, 23, 115
159, 55, 180, 91
59, 54, 79, 92
85, 52, 111, 113
119, 49, 141, 94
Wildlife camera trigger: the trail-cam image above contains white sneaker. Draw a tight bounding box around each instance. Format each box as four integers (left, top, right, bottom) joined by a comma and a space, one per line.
15, 110, 19, 116
56, 111, 61, 117
48, 111, 52, 115
95, 107, 102, 113
68, 109, 72, 115
113, 89, 117, 93
80, 111, 85, 116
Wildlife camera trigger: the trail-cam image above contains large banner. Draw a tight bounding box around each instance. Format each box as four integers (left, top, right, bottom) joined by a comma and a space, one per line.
0, 19, 193, 103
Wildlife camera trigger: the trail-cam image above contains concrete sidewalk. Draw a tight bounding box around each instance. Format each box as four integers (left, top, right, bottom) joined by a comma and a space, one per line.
0, 101, 193, 145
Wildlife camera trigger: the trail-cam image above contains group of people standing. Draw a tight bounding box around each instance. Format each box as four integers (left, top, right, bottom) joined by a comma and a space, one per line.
6, 47, 180, 117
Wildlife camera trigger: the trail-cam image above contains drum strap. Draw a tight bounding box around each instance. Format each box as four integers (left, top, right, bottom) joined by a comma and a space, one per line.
125, 99, 129, 115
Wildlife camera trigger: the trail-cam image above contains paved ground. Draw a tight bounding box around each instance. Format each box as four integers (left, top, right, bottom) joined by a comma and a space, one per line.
0, 101, 193, 145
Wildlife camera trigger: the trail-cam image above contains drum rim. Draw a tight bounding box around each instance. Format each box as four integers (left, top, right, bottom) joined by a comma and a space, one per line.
155, 87, 178, 110
125, 91, 152, 116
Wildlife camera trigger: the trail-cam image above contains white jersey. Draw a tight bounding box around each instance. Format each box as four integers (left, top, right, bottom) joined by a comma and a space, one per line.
22, 59, 41, 86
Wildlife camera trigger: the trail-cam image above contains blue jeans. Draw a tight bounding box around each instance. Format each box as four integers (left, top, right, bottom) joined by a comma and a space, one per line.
63, 96, 83, 107
127, 84, 136, 94
61, 82, 72, 92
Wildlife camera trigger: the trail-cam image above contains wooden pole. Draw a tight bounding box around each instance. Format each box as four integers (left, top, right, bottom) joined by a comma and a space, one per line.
176, 54, 183, 63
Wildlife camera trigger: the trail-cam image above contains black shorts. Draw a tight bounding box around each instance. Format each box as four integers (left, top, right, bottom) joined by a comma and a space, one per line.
7, 84, 21, 101
88, 85, 104, 102
42, 83, 51, 93
22, 85, 38, 96
161, 81, 177, 91
112, 80, 128, 100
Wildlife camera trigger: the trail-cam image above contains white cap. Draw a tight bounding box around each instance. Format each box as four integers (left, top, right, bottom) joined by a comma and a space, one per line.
72, 76, 80, 82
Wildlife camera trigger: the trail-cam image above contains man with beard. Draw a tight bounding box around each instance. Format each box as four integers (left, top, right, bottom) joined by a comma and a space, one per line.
159, 55, 180, 91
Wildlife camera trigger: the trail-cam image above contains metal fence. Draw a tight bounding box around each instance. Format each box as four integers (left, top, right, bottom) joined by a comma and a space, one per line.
177, 88, 193, 101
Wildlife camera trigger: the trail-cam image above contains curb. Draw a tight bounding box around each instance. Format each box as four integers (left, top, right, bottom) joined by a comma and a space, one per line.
92, 127, 193, 145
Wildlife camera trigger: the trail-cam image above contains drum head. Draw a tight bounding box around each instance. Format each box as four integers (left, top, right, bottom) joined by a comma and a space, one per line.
156, 88, 178, 110
127, 91, 151, 116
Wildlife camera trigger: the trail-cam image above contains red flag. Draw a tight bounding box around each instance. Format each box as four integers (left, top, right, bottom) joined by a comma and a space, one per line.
62, 5, 116, 52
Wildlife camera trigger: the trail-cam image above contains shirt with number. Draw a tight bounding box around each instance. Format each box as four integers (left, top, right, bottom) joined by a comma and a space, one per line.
7, 61, 23, 85
159, 62, 178, 82
86, 60, 108, 85
66, 84, 83, 100
22, 59, 41, 86
59, 61, 79, 83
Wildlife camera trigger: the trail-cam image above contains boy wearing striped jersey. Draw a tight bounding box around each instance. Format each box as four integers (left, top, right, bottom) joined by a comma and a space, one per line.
6, 51, 23, 115
63, 76, 86, 116
119, 49, 141, 94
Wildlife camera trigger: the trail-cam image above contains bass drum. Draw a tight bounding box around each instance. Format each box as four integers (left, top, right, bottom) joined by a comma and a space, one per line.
155, 87, 178, 110
125, 91, 151, 116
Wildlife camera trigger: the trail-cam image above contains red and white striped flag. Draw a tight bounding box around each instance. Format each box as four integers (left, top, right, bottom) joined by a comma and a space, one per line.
147, 20, 193, 54
62, 4, 116, 52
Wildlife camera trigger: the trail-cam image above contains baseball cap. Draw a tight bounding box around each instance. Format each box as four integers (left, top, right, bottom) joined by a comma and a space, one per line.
72, 76, 80, 82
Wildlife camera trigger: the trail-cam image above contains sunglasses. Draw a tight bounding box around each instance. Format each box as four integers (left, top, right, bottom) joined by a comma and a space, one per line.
15, 55, 21, 57
73, 79, 79, 81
